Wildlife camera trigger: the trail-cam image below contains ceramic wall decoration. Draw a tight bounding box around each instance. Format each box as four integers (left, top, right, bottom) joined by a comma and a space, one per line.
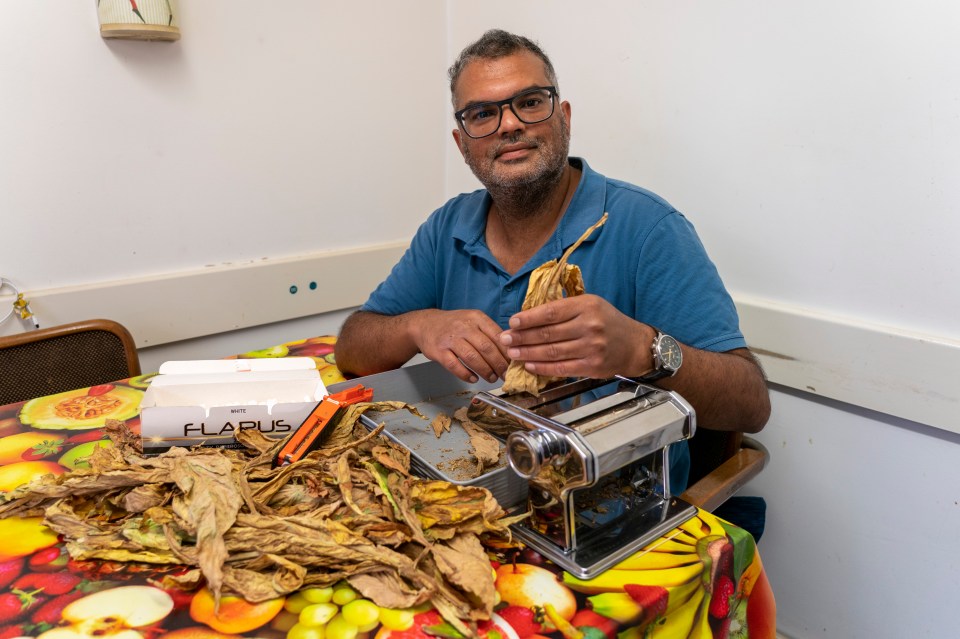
98, 0, 179, 41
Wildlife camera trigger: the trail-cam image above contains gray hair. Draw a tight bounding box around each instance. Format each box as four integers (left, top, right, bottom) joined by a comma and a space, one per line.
448, 29, 559, 99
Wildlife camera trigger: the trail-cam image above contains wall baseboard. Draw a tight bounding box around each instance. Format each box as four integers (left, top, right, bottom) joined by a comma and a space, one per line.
0, 242, 408, 347
4, 247, 957, 435
736, 294, 960, 435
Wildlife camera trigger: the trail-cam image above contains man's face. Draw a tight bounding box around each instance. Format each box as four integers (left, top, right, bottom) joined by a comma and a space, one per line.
452, 51, 571, 192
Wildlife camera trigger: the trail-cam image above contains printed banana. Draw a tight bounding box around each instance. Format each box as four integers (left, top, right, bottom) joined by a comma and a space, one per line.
611, 549, 702, 571
695, 509, 732, 537
563, 561, 703, 594
678, 512, 728, 540
649, 586, 706, 638
669, 529, 701, 547
587, 574, 702, 625
684, 594, 715, 639
586, 592, 645, 625
643, 535, 699, 554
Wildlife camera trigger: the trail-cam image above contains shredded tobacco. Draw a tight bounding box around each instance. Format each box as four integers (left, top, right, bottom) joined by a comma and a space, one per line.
430, 413, 452, 439
453, 407, 501, 478
0, 407, 526, 633
502, 212, 609, 396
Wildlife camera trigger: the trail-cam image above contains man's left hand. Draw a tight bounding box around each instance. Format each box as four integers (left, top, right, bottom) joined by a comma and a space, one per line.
499, 294, 652, 379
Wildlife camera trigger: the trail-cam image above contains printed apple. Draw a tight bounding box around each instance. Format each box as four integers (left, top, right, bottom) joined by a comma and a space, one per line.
36, 585, 174, 639
495, 563, 577, 622
58, 440, 115, 470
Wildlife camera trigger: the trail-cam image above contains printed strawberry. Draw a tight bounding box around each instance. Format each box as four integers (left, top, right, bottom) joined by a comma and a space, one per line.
29, 591, 86, 628
12, 572, 83, 596
0, 557, 25, 589
0, 589, 46, 624
709, 574, 736, 619
0, 624, 27, 639
623, 584, 669, 626
497, 605, 546, 638
571, 609, 619, 639
28, 545, 68, 572
20, 437, 65, 461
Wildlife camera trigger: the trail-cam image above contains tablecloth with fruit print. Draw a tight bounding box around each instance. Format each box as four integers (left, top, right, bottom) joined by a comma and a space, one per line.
0, 336, 775, 639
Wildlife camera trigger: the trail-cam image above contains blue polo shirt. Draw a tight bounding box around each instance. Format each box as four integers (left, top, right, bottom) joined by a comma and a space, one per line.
362, 158, 746, 492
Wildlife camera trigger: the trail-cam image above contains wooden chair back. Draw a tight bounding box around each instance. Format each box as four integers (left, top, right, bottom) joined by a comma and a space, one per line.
681, 427, 769, 512
0, 319, 141, 405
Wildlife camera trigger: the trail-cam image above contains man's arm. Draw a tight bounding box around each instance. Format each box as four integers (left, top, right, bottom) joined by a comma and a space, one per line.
499, 295, 770, 432
335, 309, 511, 383
657, 346, 770, 433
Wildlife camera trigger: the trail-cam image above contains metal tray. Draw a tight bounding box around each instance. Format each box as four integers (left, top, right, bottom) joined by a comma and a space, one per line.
328, 361, 528, 509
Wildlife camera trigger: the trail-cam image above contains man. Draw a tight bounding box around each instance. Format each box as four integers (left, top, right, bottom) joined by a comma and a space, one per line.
336, 30, 770, 491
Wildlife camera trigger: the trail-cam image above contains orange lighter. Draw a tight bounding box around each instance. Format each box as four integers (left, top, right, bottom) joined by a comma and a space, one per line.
275, 384, 373, 466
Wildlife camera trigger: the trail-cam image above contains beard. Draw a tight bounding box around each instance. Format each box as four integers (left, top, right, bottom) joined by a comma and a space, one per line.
462, 112, 571, 216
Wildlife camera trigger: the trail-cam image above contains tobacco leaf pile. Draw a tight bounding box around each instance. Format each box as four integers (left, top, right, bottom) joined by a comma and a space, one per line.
502, 212, 609, 396
0, 404, 526, 634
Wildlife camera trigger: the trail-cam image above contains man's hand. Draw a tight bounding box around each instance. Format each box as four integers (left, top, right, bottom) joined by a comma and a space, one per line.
499, 295, 651, 379
336, 309, 510, 383
410, 309, 510, 383
499, 294, 771, 432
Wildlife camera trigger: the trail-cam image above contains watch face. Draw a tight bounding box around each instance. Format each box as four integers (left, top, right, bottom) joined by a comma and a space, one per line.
659, 334, 683, 371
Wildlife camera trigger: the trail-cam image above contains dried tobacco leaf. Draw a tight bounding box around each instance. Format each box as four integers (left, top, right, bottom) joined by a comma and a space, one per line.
0, 409, 517, 630
502, 212, 609, 396
453, 407, 500, 477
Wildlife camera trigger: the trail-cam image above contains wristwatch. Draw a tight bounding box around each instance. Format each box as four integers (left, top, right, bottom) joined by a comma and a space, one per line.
637, 330, 682, 382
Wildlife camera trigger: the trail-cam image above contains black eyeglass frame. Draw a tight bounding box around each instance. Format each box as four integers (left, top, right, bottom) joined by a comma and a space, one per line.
454, 86, 559, 139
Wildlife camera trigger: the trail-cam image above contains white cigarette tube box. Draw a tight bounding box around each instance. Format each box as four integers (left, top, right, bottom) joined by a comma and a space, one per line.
139, 358, 327, 454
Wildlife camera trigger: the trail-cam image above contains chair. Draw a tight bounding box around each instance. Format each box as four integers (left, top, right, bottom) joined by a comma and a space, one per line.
0, 319, 141, 405
681, 428, 769, 513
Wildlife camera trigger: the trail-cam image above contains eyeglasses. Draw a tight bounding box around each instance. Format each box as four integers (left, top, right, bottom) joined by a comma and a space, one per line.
454, 86, 558, 139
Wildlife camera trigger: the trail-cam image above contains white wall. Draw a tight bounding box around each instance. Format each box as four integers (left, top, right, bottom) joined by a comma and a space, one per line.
1, 1, 447, 360
3, 3, 960, 637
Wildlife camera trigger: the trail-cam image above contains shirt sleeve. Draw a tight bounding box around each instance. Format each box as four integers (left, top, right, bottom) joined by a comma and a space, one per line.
635, 212, 746, 353
360, 212, 442, 316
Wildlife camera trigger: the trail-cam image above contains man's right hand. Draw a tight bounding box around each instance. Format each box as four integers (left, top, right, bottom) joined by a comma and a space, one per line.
336, 309, 510, 384
409, 309, 510, 383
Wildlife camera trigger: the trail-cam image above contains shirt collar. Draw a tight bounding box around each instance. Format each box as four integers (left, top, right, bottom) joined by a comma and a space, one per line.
452, 157, 608, 276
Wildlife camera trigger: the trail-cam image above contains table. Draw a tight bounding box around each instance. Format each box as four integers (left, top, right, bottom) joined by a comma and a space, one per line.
0, 336, 775, 638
